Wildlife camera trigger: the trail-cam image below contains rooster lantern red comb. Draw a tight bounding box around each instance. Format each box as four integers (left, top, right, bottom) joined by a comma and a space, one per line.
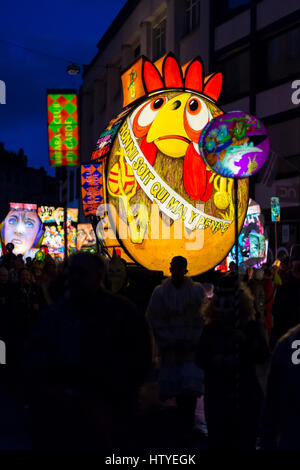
117, 54, 223, 201
143, 54, 222, 102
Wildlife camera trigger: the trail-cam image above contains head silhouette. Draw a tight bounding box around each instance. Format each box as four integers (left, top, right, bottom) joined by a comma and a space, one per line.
68, 252, 107, 300
170, 256, 188, 287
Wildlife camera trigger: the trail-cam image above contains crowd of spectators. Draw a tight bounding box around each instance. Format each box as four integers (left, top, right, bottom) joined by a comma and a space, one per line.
0, 243, 299, 451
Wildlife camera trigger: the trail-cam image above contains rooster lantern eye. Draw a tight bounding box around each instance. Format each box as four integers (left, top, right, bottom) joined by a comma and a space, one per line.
132, 96, 168, 138
184, 96, 210, 142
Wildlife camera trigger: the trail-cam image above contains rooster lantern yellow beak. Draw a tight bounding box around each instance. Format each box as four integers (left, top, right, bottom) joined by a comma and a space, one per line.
146, 93, 191, 158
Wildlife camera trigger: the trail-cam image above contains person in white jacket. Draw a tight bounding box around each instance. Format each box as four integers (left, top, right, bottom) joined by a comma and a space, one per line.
147, 256, 205, 434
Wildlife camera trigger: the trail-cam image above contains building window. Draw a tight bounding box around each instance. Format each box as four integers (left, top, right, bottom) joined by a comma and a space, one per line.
153, 18, 166, 61
215, 0, 251, 25
185, 0, 200, 35
266, 117, 300, 179
216, 48, 250, 103
257, 25, 300, 90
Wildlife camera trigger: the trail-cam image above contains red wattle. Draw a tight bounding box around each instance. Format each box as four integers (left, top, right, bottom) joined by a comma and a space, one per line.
183, 143, 211, 201
140, 138, 157, 166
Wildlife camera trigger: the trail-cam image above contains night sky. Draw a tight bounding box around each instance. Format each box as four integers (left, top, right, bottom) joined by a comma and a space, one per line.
0, 0, 127, 176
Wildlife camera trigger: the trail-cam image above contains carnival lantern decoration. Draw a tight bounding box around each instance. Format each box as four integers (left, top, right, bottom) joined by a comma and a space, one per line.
90, 54, 249, 275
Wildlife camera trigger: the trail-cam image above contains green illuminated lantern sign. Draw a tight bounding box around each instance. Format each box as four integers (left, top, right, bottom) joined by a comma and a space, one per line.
47, 91, 79, 166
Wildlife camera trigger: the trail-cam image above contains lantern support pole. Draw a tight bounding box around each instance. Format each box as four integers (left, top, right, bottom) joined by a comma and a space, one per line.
234, 177, 241, 426
275, 221, 278, 260
64, 203, 68, 264
91, 215, 101, 255
234, 178, 239, 275
63, 170, 68, 265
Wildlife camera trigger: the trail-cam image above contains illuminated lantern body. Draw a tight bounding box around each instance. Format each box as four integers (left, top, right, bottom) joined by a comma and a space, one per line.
0, 203, 44, 257
97, 54, 249, 275
271, 197, 280, 222
226, 199, 267, 269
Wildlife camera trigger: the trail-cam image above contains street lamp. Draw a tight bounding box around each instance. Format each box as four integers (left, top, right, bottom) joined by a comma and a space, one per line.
66, 63, 81, 75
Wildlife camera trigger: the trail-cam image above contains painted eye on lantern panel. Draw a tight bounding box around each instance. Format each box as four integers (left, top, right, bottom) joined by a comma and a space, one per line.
185, 96, 209, 132
25, 218, 35, 228
189, 99, 200, 113
150, 97, 165, 110
137, 96, 167, 127
8, 216, 18, 225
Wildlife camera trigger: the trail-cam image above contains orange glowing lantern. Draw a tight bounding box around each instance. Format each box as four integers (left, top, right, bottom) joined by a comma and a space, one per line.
91, 54, 249, 275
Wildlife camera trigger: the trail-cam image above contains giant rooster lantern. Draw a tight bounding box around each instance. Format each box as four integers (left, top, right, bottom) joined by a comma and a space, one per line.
89, 53, 249, 275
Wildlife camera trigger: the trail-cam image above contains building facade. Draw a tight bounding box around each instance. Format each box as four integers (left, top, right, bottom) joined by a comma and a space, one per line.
56, 166, 81, 210
80, 0, 300, 258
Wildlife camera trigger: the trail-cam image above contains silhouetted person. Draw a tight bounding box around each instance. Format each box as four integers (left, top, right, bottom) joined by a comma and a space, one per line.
1, 243, 16, 271
147, 256, 205, 439
0, 266, 10, 308
196, 277, 269, 450
7, 268, 44, 383
0, 266, 11, 382
0, 265, 19, 393
243, 266, 254, 283
225, 261, 237, 277
40, 261, 57, 305
248, 269, 265, 325
277, 257, 290, 285
261, 324, 300, 450
26, 252, 151, 450
271, 258, 300, 347
263, 267, 275, 342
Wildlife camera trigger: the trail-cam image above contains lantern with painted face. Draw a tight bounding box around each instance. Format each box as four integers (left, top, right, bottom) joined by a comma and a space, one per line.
0, 204, 44, 256
77, 224, 97, 252
92, 54, 249, 276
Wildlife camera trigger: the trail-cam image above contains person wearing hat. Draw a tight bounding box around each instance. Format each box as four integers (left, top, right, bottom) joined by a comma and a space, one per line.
147, 256, 206, 437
